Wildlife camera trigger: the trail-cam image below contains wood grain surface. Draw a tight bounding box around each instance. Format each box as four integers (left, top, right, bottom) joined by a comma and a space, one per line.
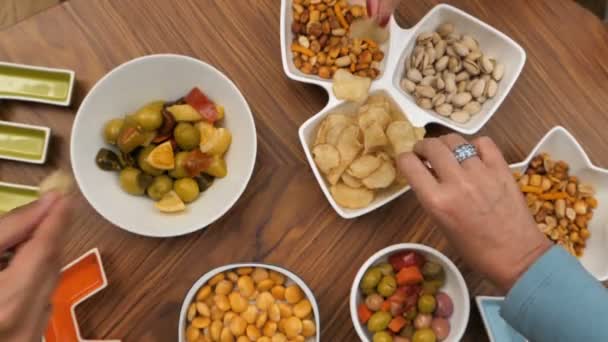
1, 0, 608, 341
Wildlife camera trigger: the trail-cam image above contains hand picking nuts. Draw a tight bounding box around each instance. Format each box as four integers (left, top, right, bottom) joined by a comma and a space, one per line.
185, 267, 317, 341
290, 0, 384, 79
400, 22, 506, 123
514, 153, 597, 257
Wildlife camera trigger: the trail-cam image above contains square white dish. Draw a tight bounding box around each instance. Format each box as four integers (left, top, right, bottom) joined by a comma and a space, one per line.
0, 120, 51, 164
509, 126, 608, 281
476, 296, 527, 342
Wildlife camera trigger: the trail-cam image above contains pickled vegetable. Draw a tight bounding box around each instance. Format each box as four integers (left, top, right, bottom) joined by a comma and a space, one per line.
377, 275, 397, 297
119, 167, 151, 196
194, 174, 215, 192
417, 295, 436, 314
421, 262, 445, 281
205, 155, 227, 178
431, 318, 450, 341
376, 263, 394, 276
138, 146, 164, 176
367, 311, 391, 332
361, 268, 382, 291
174, 122, 200, 150
412, 328, 436, 342
174, 177, 200, 203
133, 101, 164, 131
103, 118, 124, 144
117, 120, 145, 153
147, 175, 173, 200
373, 331, 393, 342
170, 151, 190, 179
96, 148, 122, 171
434, 292, 454, 318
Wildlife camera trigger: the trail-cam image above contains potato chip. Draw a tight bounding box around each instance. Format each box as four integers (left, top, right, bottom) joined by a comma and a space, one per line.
325, 123, 348, 146
337, 125, 362, 163
330, 182, 374, 209
327, 163, 349, 185
358, 105, 391, 130
342, 173, 363, 188
362, 161, 396, 189
314, 114, 352, 146
386, 121, 417, 155
348, 155, 382, 179
363, 122, 388, 153
332, 69, 371, 103
312, 144, 340, 174
39, 170, 75, 195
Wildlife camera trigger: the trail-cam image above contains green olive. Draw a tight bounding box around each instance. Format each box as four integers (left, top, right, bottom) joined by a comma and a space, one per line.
404, 306, 417, 321
103, 118, 124, 144
174, 177, 200, 203
170, 151, 190, 179
117, 119, 145, 154
376, 263, 394, 276
147, 175, 173, 200
367, 311, 392, 332
421, 280, 443, 296
421, 261, 445, 281
137, 145, 164, 176
417, 294, 437, 314
174, 122, 200, 150
372, 331, 393, 342
119, 167, 147, 196
361, 268, 383, 291
377, 275, 397, 297
400, 325, 415, 338
412, 328, 436, 342
133, 101, 164, 131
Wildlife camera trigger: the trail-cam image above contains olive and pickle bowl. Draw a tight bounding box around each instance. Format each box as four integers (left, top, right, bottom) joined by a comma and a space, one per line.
350, 243, 470, 342
71, 54, 257, 237
509, 126, 608, 281
179, 263, 321, 342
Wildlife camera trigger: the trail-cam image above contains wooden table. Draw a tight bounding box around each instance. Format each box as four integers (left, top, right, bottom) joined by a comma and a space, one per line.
1, 0, 607, 340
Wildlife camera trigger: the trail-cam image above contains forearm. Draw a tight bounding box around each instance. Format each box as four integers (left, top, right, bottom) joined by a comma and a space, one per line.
501, 245, 608, 341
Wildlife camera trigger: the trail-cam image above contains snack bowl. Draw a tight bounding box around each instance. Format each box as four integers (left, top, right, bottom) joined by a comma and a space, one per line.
475, 296, 527, 342
71, 54, 257, 237
350, 243, 470, 342
178, 263, 321, 342
509, 126, 608, 281
299, 89, 414, 219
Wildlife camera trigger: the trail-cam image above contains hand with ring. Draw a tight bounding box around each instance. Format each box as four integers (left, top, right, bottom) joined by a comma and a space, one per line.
397, 134, 552, 292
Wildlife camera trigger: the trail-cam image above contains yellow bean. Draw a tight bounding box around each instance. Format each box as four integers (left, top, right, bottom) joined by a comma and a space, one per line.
209, 273, 226, 287
278, 303, 293, 318
302, 319, 316, 337
196, 302, 211, 317
210, 320, 223, 341
256, 312, 268, 329
187, 303, 197, 322
236, 336, 249, 342
238, 276, 255, 297
292, 336, 305, 342
256, 292, 275, 311
197, 285, 212, 301
186, 325, 200, 342
246, 325, 261, 340
257, 279, 275, 292
271, 333, 287, 342
224, 311, 237, 326
293, 300, 312, 319
263, 321, 278, 337
278, 318, 288, 334
258, 337, 271, 342
284, 317, 302, 338
216, 280, 234, 295
241, 305, 259, 324
237, 267, 253, 275
192, 316, 211, 329
211, 305, 225, 321
284, 285, 304, 304
229, 292, 248, 313
269, 271, 286, 285
271, 286, 286, 301
227, 271, 239, 282
268, 303, 281, 322
252, 268, 270, 283
215, 294, 231, 312
220, 327, 235, 342
230, 315, 247, 336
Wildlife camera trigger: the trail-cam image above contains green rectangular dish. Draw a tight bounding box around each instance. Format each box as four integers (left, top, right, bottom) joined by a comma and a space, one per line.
0, 120, 51, 164
0, 182, 39, 215
0, 61, 75, 106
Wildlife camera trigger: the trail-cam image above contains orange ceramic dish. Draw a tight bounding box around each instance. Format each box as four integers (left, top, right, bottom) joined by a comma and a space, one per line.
44, 248, 120, 342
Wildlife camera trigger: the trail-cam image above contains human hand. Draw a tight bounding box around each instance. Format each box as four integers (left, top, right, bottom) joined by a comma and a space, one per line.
397, 134, 552, 292
0, 192, 74, 342
367, 0, 400, 27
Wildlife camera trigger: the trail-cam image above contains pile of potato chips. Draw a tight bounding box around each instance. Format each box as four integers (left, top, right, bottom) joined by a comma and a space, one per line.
312, 94, 426, 209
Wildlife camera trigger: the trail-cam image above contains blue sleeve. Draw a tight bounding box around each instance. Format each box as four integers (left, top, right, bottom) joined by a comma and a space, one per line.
501, 245, 608, 342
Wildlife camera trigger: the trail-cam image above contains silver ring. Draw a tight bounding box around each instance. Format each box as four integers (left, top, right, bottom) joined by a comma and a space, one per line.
453, 143, 478, 163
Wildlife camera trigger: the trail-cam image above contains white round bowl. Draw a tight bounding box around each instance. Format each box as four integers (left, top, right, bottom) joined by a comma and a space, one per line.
350, 243, 470, 342
178, 263, 321, 341
71, 54, 257, 237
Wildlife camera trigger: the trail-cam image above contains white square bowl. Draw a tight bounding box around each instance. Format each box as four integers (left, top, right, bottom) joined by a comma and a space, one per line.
390, 4, 526, 134
509, 126, 608, 281
299, 90, 412, 219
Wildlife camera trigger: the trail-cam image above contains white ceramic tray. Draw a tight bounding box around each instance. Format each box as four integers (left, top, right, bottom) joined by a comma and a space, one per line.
509, 126, 608, 281
281, 2, 526, 218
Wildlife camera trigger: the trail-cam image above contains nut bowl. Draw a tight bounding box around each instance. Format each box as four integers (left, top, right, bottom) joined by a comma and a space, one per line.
71, 54, 257, 237
509, 126, 608, 281
178, 263, 321, 342
350, 243, 470, 342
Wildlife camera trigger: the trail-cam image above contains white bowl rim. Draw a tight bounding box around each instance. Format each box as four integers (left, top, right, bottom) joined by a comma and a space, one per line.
70, 53, 257, 237
178, 262, 321, 342
349, 243, 471, 342
475, 296, 528, 342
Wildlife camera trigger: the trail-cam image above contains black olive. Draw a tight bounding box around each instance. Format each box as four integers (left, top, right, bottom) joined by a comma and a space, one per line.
95, 148, 122, 171
194, 174, 215, 192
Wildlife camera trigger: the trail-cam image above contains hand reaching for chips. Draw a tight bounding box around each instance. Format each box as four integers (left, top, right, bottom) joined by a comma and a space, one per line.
312, 94, 425, 209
